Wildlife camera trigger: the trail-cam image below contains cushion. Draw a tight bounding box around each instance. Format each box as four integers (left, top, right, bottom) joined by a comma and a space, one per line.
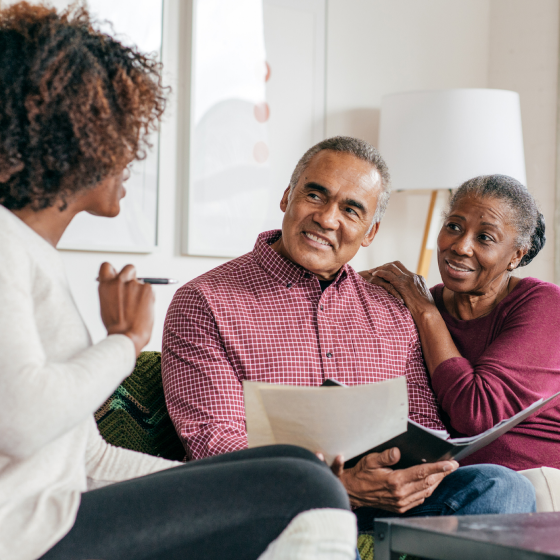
520, 467, 560, 512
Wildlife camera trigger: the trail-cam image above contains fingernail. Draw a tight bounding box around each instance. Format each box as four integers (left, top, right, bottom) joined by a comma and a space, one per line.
390, 448, 397, 460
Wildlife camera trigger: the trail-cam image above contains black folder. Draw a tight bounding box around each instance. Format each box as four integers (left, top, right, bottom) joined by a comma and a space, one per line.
321, 380, 560, 470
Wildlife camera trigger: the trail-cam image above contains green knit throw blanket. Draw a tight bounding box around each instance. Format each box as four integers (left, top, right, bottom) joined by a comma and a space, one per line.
95, 351, 185, 461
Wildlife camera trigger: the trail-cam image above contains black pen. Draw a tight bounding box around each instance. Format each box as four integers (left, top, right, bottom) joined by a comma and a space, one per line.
138, 278, 178, 285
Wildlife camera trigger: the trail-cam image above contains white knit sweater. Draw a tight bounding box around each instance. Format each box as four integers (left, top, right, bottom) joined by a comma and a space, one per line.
0, 205, 179, 560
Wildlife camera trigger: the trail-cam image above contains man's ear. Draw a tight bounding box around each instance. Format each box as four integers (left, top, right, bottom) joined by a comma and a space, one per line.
361, 221, 380, 248
280, 186, 290, 213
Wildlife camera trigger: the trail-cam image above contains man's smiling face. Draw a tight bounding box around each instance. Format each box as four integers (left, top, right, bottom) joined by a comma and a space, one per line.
272, 150, 382, 280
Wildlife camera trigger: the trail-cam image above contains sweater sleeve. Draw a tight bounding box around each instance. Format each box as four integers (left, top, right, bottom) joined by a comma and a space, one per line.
432, 282, 560, 435
85, 418, 181, 488
0, 240, 137, 460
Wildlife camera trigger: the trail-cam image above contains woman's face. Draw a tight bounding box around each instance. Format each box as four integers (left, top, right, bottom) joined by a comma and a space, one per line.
437, 195, 525, 295
79, 170, 127, 218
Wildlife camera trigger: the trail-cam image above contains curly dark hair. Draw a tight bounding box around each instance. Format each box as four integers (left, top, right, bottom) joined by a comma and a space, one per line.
0, 1, 166, 210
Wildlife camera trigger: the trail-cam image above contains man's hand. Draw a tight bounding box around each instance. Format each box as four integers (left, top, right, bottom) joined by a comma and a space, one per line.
316, 453, 345, 477
98, 263, 155, 356
340, 447, 459, 513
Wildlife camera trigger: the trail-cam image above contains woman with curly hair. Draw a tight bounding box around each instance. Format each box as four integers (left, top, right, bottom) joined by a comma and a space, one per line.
0, 3, 356, 559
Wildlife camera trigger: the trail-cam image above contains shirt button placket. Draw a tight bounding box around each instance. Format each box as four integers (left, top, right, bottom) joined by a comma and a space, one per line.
318, 293, 336, 378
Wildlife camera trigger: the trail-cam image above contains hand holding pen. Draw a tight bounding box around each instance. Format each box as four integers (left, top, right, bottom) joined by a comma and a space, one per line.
97, 263, 155, 357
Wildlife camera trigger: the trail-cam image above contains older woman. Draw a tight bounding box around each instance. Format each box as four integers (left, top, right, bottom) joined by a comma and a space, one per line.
0, 4, 356, 560
363, 174, 560, 476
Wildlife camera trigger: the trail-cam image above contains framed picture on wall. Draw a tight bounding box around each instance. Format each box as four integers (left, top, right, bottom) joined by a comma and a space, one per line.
182, 0, 326, 258
58, 0, 163, 253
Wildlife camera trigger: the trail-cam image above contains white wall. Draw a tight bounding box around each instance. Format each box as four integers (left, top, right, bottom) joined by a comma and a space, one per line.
61, 0, 230, 350
328, 0, 560, 287
326, 0, 492, 288
4, 0, 558, 349
0, 2, 216, 351
2, 0, 229, 350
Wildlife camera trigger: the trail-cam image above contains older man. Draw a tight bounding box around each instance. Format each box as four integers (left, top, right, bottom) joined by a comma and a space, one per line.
162, 136, 535, 526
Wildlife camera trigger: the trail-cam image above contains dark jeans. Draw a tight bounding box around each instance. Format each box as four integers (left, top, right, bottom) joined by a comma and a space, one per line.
40, 445, 350, 560
355, 464, 537, 532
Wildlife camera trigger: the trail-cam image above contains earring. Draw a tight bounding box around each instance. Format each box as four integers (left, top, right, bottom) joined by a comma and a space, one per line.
507, 263, 514, 271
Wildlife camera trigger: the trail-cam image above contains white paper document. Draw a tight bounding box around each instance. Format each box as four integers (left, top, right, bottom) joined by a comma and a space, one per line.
244, 377, 408, 465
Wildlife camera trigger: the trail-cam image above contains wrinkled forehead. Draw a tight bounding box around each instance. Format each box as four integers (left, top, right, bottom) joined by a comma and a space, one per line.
449, 193, 518, 226
304, 150, 381, 191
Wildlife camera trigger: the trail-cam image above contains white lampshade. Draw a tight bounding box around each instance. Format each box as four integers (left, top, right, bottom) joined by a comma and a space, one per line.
378, 89, 526, 190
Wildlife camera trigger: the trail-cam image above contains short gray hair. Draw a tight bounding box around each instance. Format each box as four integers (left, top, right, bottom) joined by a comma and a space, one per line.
447, 174, 545, 267
289, 136, 392, 233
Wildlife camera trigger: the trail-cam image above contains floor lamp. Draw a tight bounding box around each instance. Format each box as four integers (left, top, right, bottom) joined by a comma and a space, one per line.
378, 89, 527, 279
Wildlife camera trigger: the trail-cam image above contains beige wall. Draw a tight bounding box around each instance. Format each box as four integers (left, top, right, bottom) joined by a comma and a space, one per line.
488, 0, 559, 283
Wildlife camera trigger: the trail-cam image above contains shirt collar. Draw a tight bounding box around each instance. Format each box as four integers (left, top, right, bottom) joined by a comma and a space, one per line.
252, 230, 349, 289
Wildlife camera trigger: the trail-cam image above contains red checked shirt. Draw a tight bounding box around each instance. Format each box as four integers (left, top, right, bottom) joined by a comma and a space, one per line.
162, 230, 444, 460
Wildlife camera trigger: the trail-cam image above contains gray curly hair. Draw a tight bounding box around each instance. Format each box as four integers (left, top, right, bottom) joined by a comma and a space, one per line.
447, 174, 545, 268
288, 136, 392, 234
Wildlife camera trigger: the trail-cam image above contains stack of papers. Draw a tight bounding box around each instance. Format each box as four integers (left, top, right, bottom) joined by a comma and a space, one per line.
244, 379, 560, 468
244, 377, 408, 465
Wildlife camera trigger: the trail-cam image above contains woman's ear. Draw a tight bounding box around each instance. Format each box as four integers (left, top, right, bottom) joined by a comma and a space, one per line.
509, 247, 527, 270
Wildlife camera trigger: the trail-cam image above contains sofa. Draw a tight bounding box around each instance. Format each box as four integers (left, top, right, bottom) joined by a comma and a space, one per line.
95, 351, 382, 559
95, 351, 559, 560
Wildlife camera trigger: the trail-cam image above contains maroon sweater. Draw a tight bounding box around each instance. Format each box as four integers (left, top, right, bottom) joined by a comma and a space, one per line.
430, 277, 560, 471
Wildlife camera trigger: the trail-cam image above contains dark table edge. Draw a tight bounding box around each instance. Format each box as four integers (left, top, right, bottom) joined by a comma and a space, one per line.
374, 520, 560, 560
